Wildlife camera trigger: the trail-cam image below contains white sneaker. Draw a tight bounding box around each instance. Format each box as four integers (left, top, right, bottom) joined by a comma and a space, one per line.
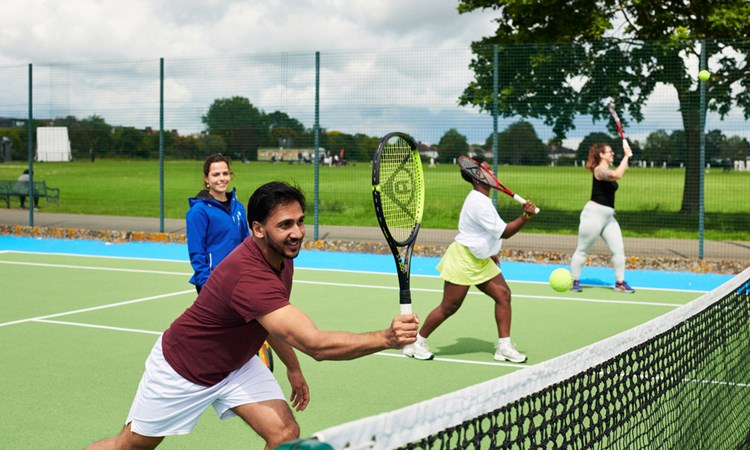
494, 343, 527, 363
402, 341, 434, 360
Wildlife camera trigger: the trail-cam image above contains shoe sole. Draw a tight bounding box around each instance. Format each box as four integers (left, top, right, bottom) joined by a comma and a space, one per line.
493, 355, 527, 363
402, 350, 434, 361
407, 353, 434, 361
614, 288, 635, 293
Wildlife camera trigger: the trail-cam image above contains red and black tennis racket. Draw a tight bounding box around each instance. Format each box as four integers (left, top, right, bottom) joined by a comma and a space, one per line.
457, 156, 540, 214
607, 102, 633, 157
607, 101, 625, 141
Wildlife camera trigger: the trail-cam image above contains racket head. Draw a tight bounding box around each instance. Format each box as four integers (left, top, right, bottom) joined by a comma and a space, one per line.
372, 132, 425, 247
607, 102, 625, 138
457, 155, 510, 194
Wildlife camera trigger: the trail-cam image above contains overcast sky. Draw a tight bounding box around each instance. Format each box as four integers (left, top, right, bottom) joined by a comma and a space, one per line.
1, 0, 744, 148
0, 0, 498, 64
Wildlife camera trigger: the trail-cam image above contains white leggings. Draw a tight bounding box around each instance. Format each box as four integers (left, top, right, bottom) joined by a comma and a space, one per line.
571, 201, 626, 282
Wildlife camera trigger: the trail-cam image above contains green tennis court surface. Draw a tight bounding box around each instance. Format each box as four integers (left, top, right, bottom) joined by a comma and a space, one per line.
0, 246, 705, 449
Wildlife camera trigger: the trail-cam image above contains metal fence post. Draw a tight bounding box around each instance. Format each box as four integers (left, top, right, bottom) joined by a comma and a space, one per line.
313, 51, 320, 241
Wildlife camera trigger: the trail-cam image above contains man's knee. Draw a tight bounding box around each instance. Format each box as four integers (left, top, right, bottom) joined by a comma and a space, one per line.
267, 421, 300, 448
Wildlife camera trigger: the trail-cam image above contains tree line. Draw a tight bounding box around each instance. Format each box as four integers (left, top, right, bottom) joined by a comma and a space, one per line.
1, 95, 747, 166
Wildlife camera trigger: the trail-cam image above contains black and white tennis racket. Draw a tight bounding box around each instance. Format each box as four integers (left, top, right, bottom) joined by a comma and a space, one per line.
457, 155, 540, 214
372, 132, 425, 315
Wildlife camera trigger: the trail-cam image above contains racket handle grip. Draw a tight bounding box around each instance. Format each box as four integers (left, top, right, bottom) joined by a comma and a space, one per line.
512, 194, 541, 215
622, 139, 633, 157
400, 289, 412, 315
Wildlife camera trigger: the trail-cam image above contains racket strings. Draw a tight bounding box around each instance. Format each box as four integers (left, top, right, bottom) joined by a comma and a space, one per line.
379, 139, 423, 243
458, 157, 496, 189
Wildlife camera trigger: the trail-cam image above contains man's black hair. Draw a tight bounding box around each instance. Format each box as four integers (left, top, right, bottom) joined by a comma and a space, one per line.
247, 181, 306, 226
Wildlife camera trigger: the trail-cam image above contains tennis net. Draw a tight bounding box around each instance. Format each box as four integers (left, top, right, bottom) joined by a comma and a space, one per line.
308, 267, 750, 450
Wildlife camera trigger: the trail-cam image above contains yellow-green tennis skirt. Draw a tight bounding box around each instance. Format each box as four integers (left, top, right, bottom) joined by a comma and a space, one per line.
436, 241, 501, 286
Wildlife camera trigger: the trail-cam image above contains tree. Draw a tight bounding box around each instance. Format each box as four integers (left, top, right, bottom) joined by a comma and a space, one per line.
457, 0, 750, 213
196, 134, 227, 158
59, 115, 112, 159
113, 127, 147, 158
354, 133, 380, 162
438, 128, 469, 163
577, 132, 616, 162
171, 134, 200, 159
720, 135, 750, 162
325, 131, 357, 163
268, 110, 305, 148
704, 129, 724, 164
0, 127, 23, 160
202, 96, 269, 159
494, 120, 548, 165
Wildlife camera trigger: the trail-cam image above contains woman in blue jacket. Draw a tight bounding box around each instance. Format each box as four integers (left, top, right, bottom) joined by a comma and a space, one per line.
186, 154, 250, 293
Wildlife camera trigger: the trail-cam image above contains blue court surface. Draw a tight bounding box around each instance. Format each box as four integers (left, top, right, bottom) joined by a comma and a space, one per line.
0, 235, 732, 292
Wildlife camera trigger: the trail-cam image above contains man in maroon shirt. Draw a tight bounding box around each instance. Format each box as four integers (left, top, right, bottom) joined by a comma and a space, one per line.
87, 181, 419, 450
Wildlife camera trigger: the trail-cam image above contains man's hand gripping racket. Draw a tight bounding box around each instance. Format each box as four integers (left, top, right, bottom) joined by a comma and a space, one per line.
457, 156, 540, 214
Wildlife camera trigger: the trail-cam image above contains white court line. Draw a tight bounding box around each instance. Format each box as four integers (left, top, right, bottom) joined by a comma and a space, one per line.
0, 290, 194, 328
3, 250, 709, 293
375, 351, 529, 369
295, 280, 681, 308
33, 319, 162, 335
0, 259, 682, 308
0, 260, 189, 276
26, 317, 526, 369
0, 249, 187, 264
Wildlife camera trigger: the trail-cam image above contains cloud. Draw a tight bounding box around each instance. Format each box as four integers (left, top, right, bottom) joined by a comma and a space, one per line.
0, 0, 498, 64
1, 1, 747, 147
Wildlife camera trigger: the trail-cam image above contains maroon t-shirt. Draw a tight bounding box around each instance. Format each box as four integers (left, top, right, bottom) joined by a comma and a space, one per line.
162, 238, 293, 386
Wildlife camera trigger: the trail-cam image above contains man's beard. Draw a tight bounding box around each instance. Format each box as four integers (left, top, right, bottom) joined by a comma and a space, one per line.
265, 235, 302, 259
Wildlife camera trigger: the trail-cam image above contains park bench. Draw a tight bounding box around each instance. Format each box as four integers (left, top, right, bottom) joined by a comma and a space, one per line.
0, 179, 60, 208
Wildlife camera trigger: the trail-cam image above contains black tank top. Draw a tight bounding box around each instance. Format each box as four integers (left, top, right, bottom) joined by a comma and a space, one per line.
590, 176, 618, 208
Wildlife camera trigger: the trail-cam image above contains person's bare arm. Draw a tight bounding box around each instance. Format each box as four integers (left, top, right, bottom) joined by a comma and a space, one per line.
501, 200, 537, 239
259, 305, 418, 361
265, 334, 310, 411
597, 142, 631, 181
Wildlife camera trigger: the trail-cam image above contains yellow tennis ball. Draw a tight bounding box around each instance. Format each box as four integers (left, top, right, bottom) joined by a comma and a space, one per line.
699, 70, 711, 81
549, 268, 573, 292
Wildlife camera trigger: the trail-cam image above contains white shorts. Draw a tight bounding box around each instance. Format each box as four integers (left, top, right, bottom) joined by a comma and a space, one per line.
126, 336, 284, 437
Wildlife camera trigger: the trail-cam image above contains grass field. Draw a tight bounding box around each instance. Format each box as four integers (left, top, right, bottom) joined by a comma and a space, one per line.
1, 160, 748, 240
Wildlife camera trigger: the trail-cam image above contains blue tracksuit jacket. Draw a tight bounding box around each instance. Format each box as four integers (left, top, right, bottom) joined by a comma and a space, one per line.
186, 188, 250, 288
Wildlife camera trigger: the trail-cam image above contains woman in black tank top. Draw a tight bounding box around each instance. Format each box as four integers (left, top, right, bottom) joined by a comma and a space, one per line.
569, 142, 635, 294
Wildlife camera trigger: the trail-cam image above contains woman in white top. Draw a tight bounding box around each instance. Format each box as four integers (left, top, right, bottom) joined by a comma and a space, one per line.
403, 156, 538, 363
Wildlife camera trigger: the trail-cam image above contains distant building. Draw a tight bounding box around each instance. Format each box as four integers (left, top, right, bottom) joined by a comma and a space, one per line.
0, 117, 26, 128
417, 142, 439, 161
547, 144, 576, 163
